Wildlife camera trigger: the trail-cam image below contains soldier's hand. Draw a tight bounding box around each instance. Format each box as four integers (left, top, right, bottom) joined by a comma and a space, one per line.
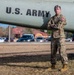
50, 24, 59, 30
50, 24, 55, 28
59, 16, 66, 22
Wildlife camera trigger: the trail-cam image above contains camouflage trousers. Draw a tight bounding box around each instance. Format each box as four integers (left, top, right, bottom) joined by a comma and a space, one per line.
51, 38, 68, 65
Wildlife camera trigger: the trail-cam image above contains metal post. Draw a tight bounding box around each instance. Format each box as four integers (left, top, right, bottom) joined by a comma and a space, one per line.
8, 25, 11, 43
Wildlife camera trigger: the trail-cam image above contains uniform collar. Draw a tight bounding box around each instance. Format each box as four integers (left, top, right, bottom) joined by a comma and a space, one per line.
55, 14, 62, 17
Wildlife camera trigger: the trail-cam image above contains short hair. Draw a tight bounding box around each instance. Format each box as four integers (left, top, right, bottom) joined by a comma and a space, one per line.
54, 5, 61, 11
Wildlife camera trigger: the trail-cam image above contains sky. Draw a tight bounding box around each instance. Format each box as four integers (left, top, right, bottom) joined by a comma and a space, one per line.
0, 23, 8, 28
0, 23, 16, 28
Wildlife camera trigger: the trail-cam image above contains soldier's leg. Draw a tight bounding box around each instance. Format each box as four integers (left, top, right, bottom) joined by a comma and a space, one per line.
59, 38, 68, 72
59, 38, 68, 65
46, 39, 58, 71
51, 39, 58, 66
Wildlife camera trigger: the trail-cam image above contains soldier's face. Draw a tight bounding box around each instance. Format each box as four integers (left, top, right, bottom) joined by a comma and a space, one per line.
55, 7, 61, 15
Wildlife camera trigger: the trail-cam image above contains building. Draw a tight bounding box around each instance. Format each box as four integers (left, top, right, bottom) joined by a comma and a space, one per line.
12, 27, 24, 38
12, 27, 49, 38
32, 29, 49, 38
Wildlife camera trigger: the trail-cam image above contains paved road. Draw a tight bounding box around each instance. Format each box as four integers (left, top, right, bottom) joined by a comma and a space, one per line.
0, 42, 74, 57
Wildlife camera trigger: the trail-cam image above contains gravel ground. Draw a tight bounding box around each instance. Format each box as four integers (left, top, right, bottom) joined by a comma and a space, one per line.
0, 54, 73, 75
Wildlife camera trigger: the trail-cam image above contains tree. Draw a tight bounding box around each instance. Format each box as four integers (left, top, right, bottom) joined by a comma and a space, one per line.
0, 27, 6, 37
47, 30, 52, 35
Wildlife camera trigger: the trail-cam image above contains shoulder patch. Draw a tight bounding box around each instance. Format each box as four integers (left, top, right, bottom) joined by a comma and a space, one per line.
61, 16, 65, 21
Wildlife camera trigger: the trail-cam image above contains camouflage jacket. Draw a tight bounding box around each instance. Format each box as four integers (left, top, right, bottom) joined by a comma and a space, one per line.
47, 14, 67, 38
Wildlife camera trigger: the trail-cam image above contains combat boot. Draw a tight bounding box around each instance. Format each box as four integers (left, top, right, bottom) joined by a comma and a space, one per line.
60, 64, 69, 72
46, 64, 56, 71
51, 64, 56, 69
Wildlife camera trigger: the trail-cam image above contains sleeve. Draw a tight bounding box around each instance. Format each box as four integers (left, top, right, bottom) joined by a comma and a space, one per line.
47, 17, 54, 29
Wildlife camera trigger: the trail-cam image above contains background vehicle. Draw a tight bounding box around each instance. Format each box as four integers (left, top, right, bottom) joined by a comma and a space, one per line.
17, 34, 34, 42
0, 37, 5, 43
4, 37, 14, 42
35, 37, 46, 42
65, 38, 72, 42
46, 36, 51, 42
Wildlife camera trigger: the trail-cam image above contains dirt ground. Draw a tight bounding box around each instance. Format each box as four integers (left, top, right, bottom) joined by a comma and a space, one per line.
0, 53, 73, 75
0, 43, 73, 75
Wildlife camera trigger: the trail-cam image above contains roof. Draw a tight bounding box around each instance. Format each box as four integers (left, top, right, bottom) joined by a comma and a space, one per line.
32, 29, 48, 38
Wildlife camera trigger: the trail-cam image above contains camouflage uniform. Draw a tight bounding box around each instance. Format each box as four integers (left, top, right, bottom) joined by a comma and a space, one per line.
47, 14, 68, 65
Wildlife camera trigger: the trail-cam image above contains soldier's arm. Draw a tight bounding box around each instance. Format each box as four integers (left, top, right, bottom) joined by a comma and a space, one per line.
47, 17, 54, 29
57, 16, 67, 29
53, 16, 67, 29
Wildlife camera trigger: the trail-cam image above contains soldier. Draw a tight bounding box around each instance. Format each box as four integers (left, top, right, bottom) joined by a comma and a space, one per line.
47, 5, 68, 72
